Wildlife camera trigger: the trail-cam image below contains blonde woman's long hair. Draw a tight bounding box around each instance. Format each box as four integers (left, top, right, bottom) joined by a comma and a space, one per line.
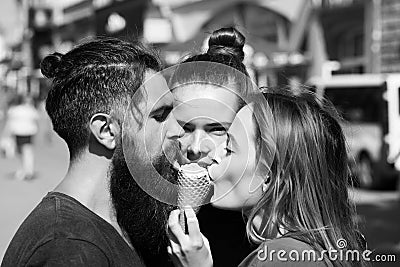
246, 88, 367, 267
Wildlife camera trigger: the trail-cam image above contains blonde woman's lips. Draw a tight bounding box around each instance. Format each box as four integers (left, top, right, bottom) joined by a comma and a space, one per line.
197, 157, 214, 168
207, 165, 215, 182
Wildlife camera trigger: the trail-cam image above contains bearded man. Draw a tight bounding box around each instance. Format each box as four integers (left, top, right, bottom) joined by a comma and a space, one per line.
2, 38, 184, 267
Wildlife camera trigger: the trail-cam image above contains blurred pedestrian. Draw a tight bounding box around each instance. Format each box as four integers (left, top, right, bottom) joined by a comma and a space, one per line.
0, 89, 15, 158
0, 128, 15, 159
4, 95, 39, 180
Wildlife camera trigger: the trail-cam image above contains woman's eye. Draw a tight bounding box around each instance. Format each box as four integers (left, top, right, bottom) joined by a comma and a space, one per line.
225, 147, 233, 155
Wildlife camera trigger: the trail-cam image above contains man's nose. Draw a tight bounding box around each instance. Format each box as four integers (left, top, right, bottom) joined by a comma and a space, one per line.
165, 115, 184, 140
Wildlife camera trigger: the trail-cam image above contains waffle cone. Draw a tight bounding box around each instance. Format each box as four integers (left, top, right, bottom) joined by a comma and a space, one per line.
177, 168, 212, 213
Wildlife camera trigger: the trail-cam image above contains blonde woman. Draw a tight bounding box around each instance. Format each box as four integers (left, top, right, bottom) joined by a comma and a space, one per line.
168, 89, 367, 267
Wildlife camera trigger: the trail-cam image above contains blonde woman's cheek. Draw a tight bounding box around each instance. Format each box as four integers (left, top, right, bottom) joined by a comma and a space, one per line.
208, 155, 229, 182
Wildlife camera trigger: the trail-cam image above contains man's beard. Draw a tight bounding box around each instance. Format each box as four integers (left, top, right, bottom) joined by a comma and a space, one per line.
110, 143, 178, 267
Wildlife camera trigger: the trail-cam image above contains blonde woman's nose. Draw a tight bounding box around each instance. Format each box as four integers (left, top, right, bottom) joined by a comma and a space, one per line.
209, 141, 228, 164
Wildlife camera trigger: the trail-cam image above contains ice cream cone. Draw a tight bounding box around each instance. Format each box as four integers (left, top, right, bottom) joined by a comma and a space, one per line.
177, 163, 213, 230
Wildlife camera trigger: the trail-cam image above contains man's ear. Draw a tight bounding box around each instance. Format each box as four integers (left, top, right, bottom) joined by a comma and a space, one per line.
89, 113, 119, 150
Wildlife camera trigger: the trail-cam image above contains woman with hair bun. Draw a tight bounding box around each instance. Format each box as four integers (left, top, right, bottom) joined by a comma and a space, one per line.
169, 27, 256, 266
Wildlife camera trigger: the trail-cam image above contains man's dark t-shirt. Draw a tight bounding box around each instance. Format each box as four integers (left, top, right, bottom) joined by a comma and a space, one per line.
1, 192, 145, 267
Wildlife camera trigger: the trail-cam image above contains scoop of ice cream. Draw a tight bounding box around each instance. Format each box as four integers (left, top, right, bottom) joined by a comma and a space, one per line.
179, 163, 209, 178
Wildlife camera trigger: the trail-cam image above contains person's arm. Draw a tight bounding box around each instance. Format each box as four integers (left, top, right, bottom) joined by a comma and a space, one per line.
1, 109, 11, 139
31, 107, 40, 130
167, 208, 213, 267
26, 238, 110, 267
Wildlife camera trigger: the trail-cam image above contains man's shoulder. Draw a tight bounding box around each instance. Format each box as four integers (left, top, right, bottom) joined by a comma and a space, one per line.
2, 192, 144, 267
2, 237, 110, 267
9, 192, 106, 240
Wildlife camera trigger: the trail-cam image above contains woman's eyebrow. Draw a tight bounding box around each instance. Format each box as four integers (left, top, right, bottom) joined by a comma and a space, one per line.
205, 122, 232, 129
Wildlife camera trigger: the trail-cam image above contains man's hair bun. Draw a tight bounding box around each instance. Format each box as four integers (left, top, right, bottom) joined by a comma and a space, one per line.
40, 52, 63, 78
207, 27, 246, 62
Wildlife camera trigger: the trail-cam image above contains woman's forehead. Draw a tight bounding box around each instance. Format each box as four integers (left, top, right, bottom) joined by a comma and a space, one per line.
172, 84, 239, 123
173, 97, 236, 125
172, 84, 239, 102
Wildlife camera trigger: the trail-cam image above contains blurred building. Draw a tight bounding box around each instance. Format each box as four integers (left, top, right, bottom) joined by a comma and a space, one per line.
4, 0, 400, 97
0, 0, 153, 100
139, 0, 400, 87
95, 0, 148, 39
151, 0, 302, 83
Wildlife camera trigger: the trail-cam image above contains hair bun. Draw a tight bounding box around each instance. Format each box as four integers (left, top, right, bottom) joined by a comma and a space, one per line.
207, 27, 246, 62
40, 52, 63, 78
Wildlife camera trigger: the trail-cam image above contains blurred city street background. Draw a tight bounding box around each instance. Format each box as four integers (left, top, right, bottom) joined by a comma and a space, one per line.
0, 114, 69, 261
1, 0, 400, 265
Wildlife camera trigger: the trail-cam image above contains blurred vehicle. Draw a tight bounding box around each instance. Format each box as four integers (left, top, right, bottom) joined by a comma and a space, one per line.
309, 74, 400, 189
